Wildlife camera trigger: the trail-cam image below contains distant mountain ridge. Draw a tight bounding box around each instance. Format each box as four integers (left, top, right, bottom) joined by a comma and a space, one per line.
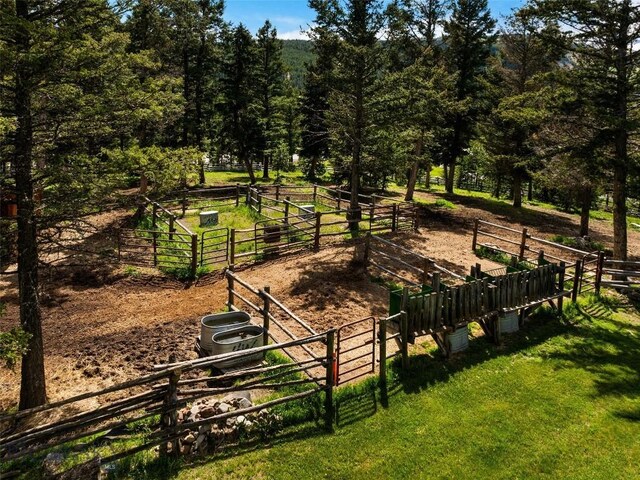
281, 40, 315, 89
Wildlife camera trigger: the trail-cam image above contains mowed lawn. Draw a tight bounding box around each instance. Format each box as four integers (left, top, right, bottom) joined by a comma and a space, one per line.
127, 296, 640, 480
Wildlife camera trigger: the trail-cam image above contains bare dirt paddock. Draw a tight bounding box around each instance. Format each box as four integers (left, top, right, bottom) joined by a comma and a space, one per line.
1, 195, 637, 410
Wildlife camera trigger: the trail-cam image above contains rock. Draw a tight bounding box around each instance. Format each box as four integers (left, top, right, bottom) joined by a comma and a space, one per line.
183, 433, 196, 444
195, 433, 207, 450
222, 391, 252, 404
180, 443, 191, 455
236, 415, 246, 425
199, 406, 216, 418
226, 417, 235, 427
43, 452, 65, 475
235, 397, 252, 409
218, 402, 230, 413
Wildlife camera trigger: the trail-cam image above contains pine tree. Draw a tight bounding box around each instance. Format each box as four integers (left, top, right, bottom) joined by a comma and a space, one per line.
219, 24, 262, 184
0, 0, 165, 409
526, 0, 640, 259
310, 0, 387, 229
256, 20, 286, 179
300, 30, 336, 181
441, 0, 496, 193
483, 12, 562, 208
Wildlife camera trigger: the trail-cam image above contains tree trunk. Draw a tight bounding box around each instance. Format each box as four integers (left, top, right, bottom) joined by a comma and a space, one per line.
612, 164, 627, 260
15, 0, 47, 410
445, 159, 456, 193
494, 175, 502, 199
140, 172, 148, 194
199, 160, 206, 185
195, 31, 205, 186
309, 155, 318, 182
424, 159, 431, 189
579, 187, 592, 237
527, 179, 533, 201
244, 154, 256, 184
512, 174, 522, 208
405, 134, 424, 201
263, 154, 270, 179
182, 46, 190, 147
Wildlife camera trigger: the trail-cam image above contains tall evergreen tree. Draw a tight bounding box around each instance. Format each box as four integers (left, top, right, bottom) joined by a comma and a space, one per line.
310, 0, 387, 229
300, 30, 336, 181
441, 0, 496, 193
0, 0, 165, 409
526, 0, 640, 260
256, 20, 286, 179
219, 24, 261, 184
483, 13, 562, 208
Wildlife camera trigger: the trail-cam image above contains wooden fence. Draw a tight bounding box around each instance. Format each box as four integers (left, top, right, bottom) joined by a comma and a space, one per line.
471, 219, 599, 295
394, 263, 569, 352
0, 330, 335, 473
362, 233, 465, 287
590, 254, 640, 293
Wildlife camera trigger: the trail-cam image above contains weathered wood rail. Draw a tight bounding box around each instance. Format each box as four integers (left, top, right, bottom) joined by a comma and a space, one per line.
0, 328, 335, 475
405, 264, 565, 333
363, 233, 465, 287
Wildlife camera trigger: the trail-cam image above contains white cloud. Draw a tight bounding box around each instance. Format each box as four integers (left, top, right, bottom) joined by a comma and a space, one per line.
278, 28, 311, 40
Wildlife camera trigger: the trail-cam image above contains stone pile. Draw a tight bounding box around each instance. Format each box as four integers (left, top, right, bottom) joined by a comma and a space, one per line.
175, 392, 282, 455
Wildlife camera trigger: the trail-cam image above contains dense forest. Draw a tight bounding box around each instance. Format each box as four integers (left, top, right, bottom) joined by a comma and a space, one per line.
282, 40, 315, 88
1, 0, 640, 409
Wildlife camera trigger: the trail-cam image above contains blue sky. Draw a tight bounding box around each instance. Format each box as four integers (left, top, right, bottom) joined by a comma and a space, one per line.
224, 0, 525, 39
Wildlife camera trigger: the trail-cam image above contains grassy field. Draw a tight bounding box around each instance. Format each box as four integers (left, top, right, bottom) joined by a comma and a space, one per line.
117, 293, 640, 480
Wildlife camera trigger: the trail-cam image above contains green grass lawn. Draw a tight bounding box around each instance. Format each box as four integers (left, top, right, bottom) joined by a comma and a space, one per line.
116, 294, 640, 479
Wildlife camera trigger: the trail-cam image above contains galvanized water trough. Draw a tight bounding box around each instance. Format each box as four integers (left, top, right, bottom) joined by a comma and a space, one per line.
200, 311, 251, 354
210, 325, 265, 368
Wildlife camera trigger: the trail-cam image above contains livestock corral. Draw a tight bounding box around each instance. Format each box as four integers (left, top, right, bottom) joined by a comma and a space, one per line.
1, 183, 639, 477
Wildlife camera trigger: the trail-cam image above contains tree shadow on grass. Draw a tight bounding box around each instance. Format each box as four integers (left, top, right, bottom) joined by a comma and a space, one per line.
386, 311, 572, 398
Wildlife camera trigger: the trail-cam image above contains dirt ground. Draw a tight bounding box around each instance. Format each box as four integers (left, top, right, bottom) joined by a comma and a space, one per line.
1, 189, 638, 410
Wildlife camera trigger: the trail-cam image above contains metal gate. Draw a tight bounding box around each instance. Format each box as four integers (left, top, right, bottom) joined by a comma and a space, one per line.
335, 316, 376, 386
200, 227, 229, 267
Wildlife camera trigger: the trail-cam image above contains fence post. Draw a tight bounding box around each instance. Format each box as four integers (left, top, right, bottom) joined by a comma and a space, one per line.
160, 366, 181, 457
472, 219, 479, 252
572, 259, 582, 302
284, 196, 290, 225
181, 189, 187, 217
261, 286, 270, 347
152, 202, 158, 229
275, 185, 280, 201
519, 227, 528, 260
314, 212, 321, 251
432, 271, 441, 292
595, 251, 604, 294
236, 183, 240, 207
337, 193, 341, 211
538, 250, 545, 265
363, 233, 371, 266
369, 204, 375, 232
421, 258, 431, 285
152, 203, 158, 267
191, 234, 198, 276
557, 261, 566, 315
378, 318, 387, 400
400, 311, 409, 370
227, 267, 235, 309
229, 229, 236, 266
313, 184, 318, 203
324, 329, 335, 431
392, 204, 398, 232
257, 191, 262, 214
169, 215, 175, 241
